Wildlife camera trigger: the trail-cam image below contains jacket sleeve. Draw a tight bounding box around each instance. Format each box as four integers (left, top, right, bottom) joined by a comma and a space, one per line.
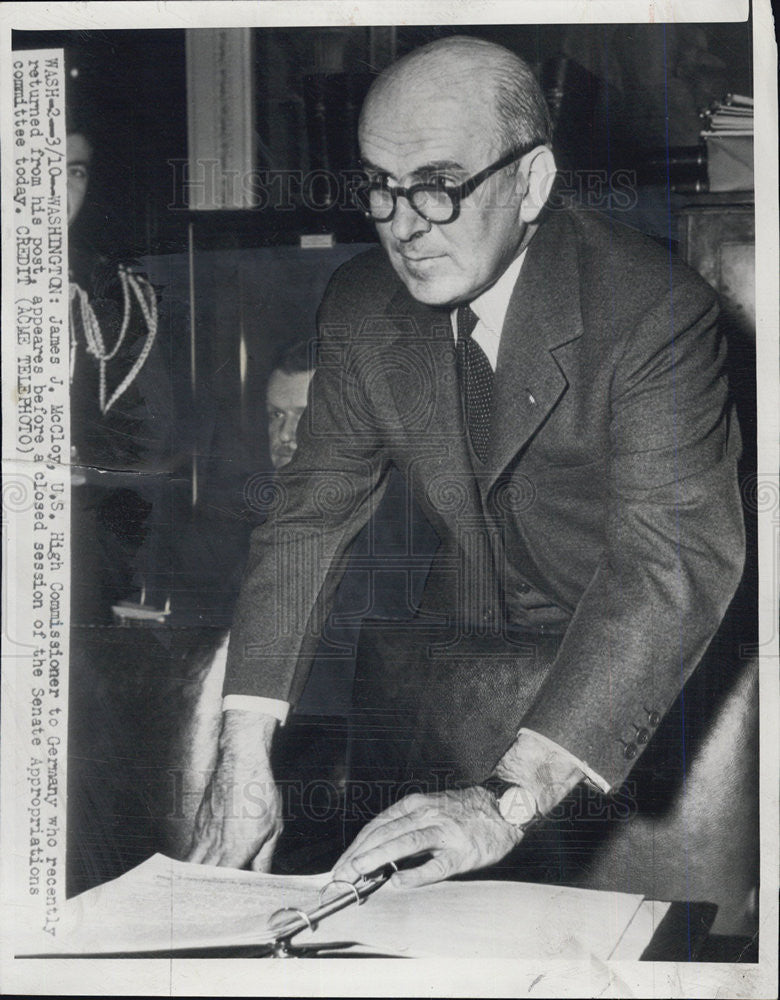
519, 276, 746, 789
222, 264, 390, 705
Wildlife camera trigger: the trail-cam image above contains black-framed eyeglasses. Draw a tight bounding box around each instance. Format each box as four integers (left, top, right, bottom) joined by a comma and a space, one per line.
350, 141, 542, 225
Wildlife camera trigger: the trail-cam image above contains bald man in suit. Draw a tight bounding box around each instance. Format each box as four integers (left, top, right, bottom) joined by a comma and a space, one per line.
189, 36, 744, 892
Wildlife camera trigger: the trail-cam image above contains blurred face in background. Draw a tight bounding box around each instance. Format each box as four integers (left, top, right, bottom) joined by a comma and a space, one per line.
266, 368, 313, 470
66, 132, 93, 225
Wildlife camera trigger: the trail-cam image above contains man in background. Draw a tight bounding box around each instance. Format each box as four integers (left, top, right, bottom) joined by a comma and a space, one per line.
265, 340, 314, 471
66, 130, 92, 224
67, 126, 167, 624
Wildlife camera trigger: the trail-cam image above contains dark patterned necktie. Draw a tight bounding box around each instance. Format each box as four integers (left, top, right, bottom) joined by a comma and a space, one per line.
456, 304, 493, 462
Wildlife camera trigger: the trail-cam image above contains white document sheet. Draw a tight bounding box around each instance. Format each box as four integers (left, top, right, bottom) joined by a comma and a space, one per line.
17, 853, 669, 960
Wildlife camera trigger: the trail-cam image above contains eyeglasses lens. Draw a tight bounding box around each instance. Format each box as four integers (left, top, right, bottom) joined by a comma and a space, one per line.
367, 186, 395, 220
410, 187, 454, 223
354, 181, 455, 223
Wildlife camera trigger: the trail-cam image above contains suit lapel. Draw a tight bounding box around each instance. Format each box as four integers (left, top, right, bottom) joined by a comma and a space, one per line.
483, 213, 585, 492
372, 211, 586, 496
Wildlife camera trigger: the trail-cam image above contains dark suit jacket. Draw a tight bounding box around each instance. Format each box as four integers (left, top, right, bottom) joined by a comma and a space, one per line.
225, 207, 744, 791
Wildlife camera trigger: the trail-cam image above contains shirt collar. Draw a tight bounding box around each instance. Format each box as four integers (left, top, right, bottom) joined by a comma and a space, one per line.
469, 249, 527, 335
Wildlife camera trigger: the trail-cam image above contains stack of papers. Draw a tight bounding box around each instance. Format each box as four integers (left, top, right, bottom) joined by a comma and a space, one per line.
700, 93, 754, 135
17, 853, 670, 961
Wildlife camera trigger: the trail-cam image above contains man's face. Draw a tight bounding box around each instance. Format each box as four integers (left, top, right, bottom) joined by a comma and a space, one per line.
358, 73, 528, 307
66, 132, 92, 225
266, 368, 313, 470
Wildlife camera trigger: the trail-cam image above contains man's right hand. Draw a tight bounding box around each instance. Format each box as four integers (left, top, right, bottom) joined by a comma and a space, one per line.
187, 709, 282, 871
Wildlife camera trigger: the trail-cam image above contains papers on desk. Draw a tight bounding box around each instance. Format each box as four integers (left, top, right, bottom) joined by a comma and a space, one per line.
700, 93, 754, 132
18, 853, 671, 961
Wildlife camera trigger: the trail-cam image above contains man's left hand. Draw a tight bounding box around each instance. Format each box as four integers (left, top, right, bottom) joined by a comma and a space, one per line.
332, 786, 524, 888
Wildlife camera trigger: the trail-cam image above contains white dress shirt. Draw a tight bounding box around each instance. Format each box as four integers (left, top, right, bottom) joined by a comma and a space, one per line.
449, 250, 526, 369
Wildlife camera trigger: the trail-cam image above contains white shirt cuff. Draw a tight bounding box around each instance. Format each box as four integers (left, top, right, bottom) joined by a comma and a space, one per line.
222, 694, 290, 725
516, 727, 611, 793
